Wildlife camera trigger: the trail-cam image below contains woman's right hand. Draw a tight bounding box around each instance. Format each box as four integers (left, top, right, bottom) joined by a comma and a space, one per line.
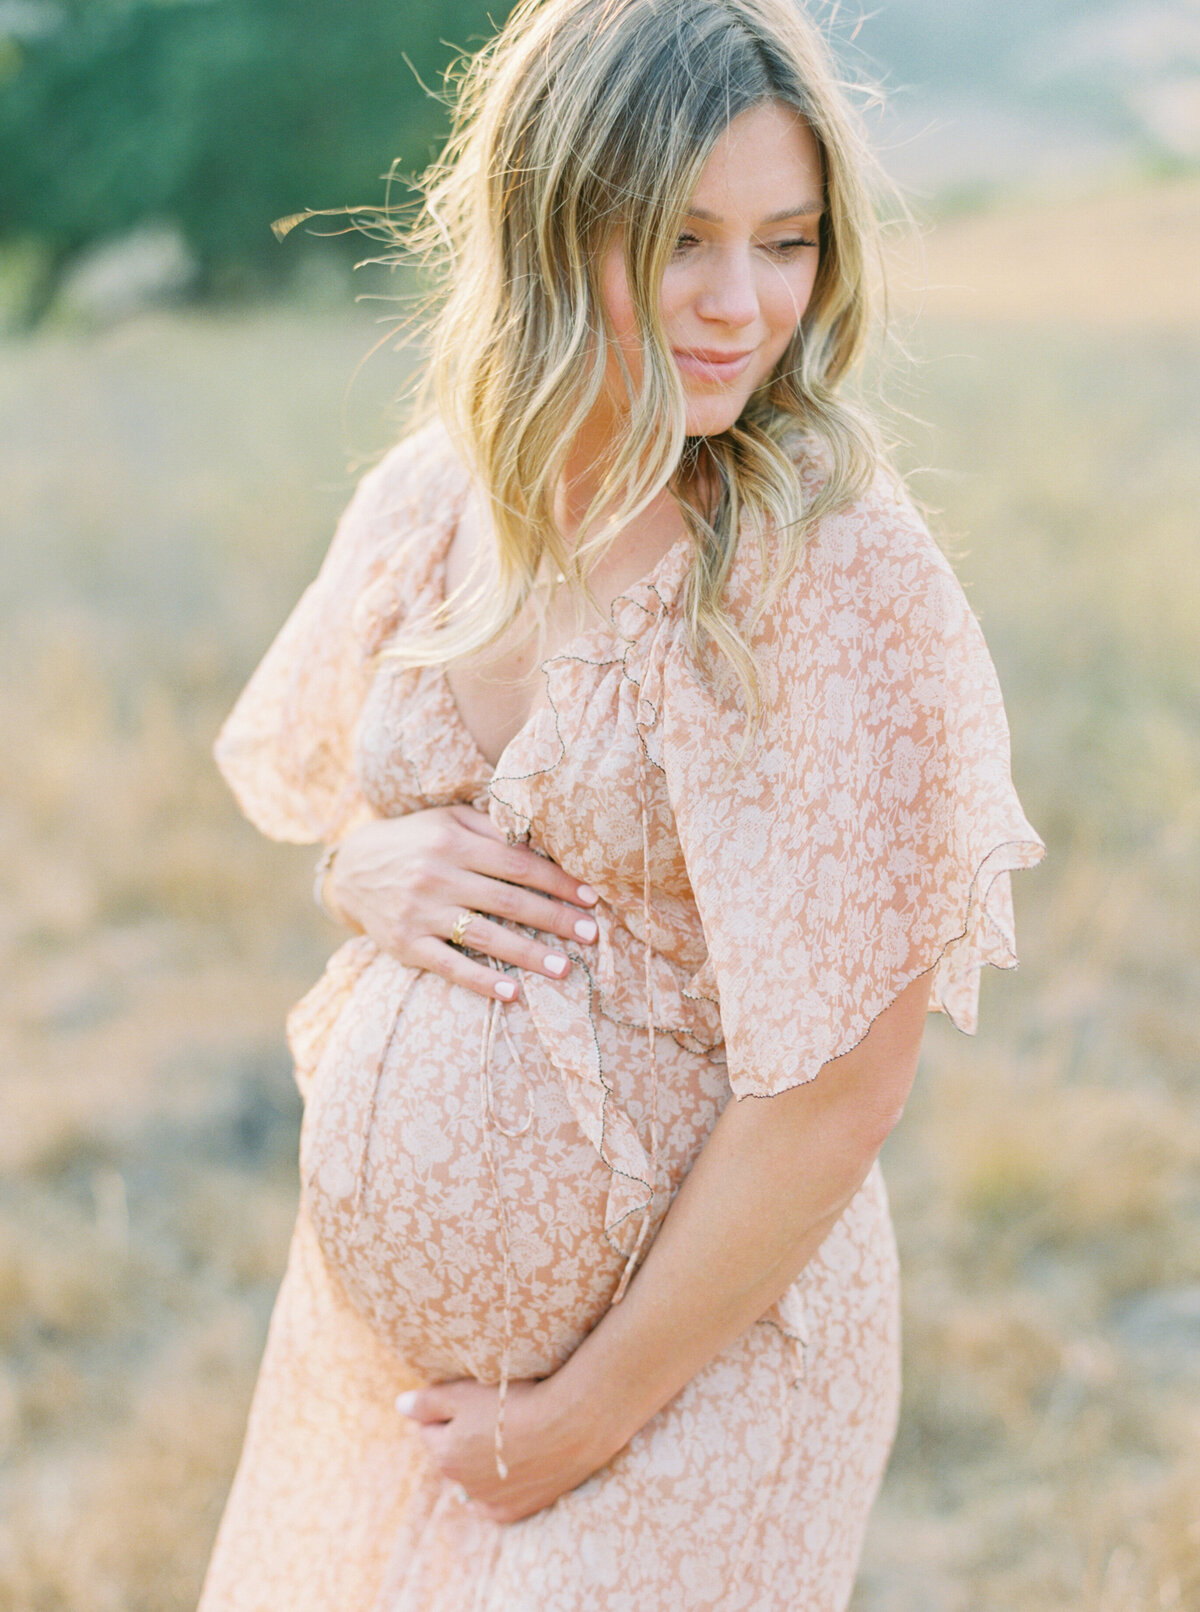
323, 806, 599, 1002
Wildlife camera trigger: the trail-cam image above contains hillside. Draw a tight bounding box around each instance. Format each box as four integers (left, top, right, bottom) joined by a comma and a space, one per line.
913, 174, 1200, 327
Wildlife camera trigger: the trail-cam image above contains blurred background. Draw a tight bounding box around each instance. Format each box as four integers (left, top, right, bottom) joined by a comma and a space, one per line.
1, 1, 1198, 1607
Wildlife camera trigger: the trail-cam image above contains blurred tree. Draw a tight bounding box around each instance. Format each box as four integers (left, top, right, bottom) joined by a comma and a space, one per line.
0, 0, 513, 323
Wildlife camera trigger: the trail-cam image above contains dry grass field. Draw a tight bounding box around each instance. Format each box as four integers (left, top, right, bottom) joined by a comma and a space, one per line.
1, 176, 1198, 1609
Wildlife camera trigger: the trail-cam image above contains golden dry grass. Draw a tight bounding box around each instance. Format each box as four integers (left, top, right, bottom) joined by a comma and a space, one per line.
900, 173, 1200, 330
1, 180, 1198, 1608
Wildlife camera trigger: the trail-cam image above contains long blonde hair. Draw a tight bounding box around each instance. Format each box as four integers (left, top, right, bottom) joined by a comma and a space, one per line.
385, 0, 892, 713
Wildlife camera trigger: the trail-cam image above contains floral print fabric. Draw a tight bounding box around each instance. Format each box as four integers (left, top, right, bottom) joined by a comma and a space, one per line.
201, 421, 1043, 1612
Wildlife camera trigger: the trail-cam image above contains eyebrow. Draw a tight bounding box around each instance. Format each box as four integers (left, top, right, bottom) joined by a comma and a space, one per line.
686, 203, 825, 224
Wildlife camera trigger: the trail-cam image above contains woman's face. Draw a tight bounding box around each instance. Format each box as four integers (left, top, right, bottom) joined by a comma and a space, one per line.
600, 100, 825, 440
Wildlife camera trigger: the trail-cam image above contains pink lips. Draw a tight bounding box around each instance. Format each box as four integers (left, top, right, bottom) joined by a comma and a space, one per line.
672, 347, 755, 384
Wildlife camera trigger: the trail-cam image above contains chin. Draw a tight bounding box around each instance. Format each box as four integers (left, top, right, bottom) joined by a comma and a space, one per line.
682, 395, 752, 438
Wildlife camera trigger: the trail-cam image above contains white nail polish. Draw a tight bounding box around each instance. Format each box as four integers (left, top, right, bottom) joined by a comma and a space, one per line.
544, 954, 569, 976
395, 1391, 419, 1416
495, 979, 517, 1001
574, 918, 598, 942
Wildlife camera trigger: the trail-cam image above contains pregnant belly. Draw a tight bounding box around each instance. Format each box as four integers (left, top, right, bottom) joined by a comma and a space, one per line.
299, 954, 723, 1384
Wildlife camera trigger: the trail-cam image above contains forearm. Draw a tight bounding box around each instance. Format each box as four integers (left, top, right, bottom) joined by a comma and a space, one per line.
546, 974, 931, 1460
547, 1080, 879, 1454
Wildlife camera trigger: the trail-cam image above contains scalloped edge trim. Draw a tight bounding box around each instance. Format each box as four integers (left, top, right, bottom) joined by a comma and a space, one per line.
728, 828, 1046, 1103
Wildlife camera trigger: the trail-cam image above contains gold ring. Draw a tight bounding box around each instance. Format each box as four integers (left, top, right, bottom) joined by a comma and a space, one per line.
449, 910, 476, 949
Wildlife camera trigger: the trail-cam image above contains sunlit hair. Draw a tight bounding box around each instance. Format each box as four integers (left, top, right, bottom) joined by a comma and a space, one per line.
383, 0, 893, 715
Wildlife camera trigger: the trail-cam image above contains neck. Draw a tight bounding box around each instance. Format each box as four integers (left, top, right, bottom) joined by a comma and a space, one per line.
556, 399, 622, 537
557, 409, 698, 551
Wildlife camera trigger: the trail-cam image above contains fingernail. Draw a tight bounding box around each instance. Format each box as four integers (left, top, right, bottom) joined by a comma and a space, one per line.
574, 917, 598, 942
395, 1391, 419, 1416
495, 979, 517, 1001
544, 954, 569, 977
576, 885, 599, 905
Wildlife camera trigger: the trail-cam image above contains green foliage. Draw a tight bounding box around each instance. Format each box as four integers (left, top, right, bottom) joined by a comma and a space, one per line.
0, 0, 513, 315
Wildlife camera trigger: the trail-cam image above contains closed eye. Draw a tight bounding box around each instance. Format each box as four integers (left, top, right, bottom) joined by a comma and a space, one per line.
762, 237, 819, 256
673, 233, 819, 257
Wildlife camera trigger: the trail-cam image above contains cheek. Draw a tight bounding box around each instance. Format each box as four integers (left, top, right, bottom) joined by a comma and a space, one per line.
764, 266, 817, 339
600, 254, 641, 358
657, 262, 692, 333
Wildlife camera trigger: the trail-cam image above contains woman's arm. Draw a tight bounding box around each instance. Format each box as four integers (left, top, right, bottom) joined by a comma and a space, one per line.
400, 970, 931, 1521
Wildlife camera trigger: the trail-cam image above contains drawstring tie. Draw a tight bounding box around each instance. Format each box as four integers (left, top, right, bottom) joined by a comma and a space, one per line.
349, 971, 420, 1232
478, 656, 664, 1475
610, 737, 660, 1304
478, 970, 533, 1479
478, 732, 661, 1477
340, 962, 534, 1482
353, 610, 669, 1481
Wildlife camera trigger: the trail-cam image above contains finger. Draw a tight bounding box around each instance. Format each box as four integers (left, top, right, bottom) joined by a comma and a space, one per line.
444, 809, 600, 910
394, 1387, 454, 1425
409, 936, 520, 1003
436, 810, 597, 911
432, 812, 600, 915
457, 872, 599, 947
393, 1379, 467, 1431
451, 812, 600, 915
445, 910, 574, 981
465, 835, 599, 910
447, 804, 507, 843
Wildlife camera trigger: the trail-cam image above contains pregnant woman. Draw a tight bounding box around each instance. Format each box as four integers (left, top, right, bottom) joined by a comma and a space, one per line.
200, 1, 1044, 1607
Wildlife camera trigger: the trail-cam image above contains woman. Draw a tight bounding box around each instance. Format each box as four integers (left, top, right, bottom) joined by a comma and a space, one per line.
202, 1, 1044, 1607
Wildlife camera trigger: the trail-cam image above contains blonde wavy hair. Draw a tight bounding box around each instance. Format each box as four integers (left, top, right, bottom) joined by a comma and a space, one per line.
383, 0, 892, 713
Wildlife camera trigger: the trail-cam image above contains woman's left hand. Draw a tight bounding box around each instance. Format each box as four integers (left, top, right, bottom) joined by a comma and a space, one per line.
396, 1377, 616, 1525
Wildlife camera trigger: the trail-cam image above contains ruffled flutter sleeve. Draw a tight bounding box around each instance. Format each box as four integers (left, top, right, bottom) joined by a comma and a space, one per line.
664, 473, 1045, 1100
214, 430, 438, 844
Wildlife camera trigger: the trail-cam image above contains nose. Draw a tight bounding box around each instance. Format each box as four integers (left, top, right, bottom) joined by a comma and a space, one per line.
694, 247, 760, 331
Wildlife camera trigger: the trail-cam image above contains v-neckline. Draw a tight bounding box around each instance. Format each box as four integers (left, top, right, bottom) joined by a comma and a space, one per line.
429, 482, 692, 778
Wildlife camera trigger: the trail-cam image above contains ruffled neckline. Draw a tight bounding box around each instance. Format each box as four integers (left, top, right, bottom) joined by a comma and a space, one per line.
416, 473, 694, 784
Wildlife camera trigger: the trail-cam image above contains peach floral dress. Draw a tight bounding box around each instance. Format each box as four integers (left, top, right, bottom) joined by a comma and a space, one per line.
200, 420, 1043, 1612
